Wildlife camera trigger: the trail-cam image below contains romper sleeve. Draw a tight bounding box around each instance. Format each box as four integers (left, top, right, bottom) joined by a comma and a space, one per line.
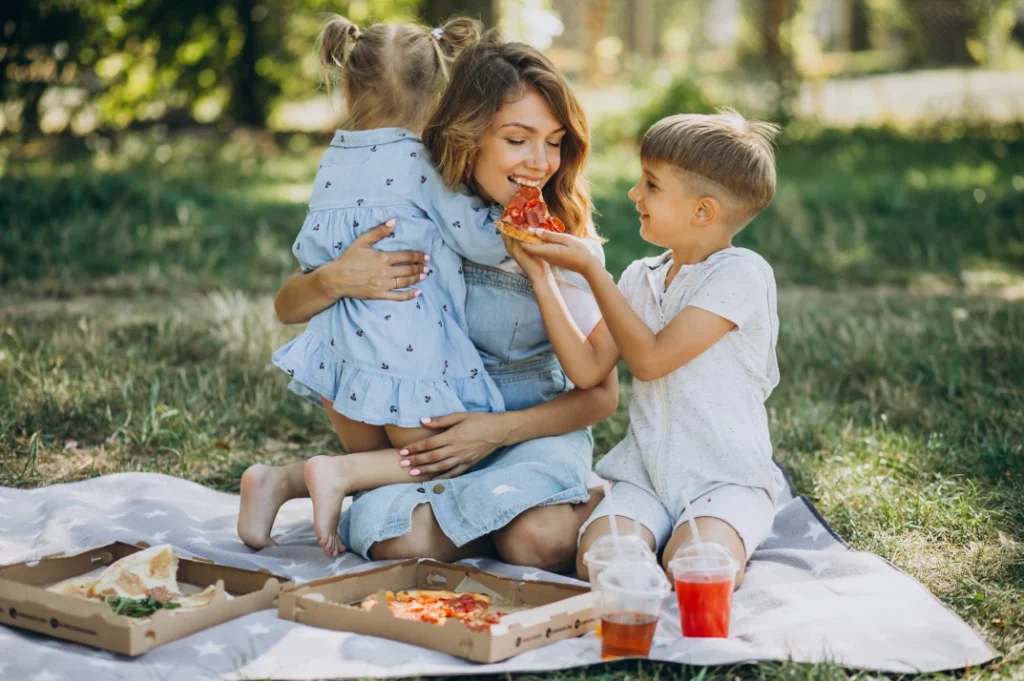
412, 159, 508, 266
290, 211, 337, 273
687, 259, 769, 329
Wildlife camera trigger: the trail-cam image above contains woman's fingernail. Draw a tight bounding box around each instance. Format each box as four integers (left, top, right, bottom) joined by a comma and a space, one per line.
400, 449, 409, 455
424, 254, 431, 262
386, 218, 396, 227
401, 460, 411, 467
414, 289, 423, 297
421, 417, 430, 423
419, 274, 426, 281
410, 469, 421, 476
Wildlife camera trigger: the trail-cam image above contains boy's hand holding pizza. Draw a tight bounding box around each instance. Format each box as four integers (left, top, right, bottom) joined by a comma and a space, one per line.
520, 228, 603, 276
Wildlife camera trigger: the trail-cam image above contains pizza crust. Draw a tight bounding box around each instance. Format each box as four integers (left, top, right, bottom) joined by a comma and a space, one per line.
46, 545, 217, 615
495, 219, 544, 244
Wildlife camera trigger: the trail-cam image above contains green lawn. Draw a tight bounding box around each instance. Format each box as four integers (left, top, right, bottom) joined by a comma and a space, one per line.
1, 129, 1021, 680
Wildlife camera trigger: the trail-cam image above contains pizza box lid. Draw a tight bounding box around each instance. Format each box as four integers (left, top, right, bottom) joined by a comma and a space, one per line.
278, 558, 596, 663
0, 541, 288, 656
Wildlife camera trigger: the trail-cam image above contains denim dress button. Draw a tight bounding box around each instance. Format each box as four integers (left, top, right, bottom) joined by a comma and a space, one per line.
433, 484, 445, 494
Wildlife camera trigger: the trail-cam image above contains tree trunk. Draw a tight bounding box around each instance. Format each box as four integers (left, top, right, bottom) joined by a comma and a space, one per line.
849, 0, 870, 52
229, 0, 265, 127
424, 0, 496, 29
629, 0, 656, 60
583, 0, 610, 85
904, 1, 977, 66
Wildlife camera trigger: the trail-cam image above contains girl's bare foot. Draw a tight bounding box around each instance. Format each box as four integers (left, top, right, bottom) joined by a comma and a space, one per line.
237, 465, 288, 550
304, 456, 352, 557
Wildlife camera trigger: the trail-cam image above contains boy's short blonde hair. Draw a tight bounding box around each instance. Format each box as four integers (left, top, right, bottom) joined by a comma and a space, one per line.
641, 108, 781, 231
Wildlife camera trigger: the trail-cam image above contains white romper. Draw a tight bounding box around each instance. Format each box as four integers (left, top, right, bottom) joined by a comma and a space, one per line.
583, 247, 785, 558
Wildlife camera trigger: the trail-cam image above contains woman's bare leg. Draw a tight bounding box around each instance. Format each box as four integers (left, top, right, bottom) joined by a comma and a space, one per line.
492, 488, 605, 572
369, 503, 494, 562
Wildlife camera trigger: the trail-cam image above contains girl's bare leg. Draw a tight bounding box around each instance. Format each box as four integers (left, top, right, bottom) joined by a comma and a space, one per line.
237, 460, 308, 550
306, 398, 439, 555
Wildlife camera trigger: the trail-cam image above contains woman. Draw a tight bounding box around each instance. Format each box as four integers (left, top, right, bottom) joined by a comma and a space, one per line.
242, 35, 616, 572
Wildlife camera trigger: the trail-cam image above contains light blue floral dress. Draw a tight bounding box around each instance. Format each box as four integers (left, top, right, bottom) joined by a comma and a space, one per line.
272, 128, 508, 427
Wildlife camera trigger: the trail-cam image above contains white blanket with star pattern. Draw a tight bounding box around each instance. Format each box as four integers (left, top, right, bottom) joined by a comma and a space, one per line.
0, 473, 997, 679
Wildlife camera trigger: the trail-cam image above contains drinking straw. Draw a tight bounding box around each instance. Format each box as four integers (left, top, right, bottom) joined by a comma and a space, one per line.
602, 480, 620, 547
678, 492, 707, 565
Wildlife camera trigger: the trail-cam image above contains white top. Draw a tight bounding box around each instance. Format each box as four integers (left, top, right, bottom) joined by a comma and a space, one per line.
496, 260, 603, 337
595, 247, 784, 508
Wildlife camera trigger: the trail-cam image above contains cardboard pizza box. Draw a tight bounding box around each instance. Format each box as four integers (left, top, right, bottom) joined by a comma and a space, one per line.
277, 559, 596, 663
0, 541, 287, 656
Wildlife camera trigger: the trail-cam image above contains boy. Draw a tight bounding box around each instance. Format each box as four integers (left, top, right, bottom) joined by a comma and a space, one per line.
509, 109, 783, 587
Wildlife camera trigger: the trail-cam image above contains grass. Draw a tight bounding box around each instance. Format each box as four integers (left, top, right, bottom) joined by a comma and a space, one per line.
1, 128, 1023, 680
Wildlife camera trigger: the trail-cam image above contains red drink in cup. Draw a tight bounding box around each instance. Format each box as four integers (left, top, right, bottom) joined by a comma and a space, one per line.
668, 542, 738, 638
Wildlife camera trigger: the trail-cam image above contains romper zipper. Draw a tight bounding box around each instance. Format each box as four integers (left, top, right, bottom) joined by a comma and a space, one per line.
647, 266, 672, 500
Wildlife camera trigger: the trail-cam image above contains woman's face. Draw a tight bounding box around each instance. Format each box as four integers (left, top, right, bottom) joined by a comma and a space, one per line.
472, 88, 565, 206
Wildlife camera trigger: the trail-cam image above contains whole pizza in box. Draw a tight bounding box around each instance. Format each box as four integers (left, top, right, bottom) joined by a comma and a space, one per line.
495, 185, 566, 244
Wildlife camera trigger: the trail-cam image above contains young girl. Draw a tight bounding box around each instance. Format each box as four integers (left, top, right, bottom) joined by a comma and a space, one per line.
239, 15, 509, 557
504, 110, 785, 587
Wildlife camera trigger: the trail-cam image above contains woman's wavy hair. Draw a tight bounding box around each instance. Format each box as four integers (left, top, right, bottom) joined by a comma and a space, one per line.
422, 33, 597, 239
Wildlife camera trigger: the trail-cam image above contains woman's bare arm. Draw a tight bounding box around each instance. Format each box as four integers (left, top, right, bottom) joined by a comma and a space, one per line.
399, 368, 619, 478
274, 220, 429, 324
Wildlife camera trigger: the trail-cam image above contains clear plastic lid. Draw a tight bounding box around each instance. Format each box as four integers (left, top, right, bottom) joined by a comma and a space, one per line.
583, 534, 656, 568
595, 560, 671, 597
668, 541, 737, 579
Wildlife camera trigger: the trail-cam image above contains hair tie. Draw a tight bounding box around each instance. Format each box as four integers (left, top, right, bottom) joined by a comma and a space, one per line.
431, 28, 444, 42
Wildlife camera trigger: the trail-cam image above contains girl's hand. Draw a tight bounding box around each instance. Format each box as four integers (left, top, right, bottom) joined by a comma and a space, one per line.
501, 234, 551, 282
317, 219, 429, 301
398, 412, 510, 479
520, 229, 600, 275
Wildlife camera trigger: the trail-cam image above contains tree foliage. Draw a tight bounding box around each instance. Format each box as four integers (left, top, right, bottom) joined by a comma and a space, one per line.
1, 0, 422, 133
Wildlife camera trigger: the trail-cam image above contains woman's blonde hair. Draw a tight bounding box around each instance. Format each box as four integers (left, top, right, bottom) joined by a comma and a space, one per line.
422, 34, 596, 239
317, 15, 482, 132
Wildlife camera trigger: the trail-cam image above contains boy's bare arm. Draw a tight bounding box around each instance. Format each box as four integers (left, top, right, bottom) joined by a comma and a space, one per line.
531, 273, 620, 389
581, 260, 734, 382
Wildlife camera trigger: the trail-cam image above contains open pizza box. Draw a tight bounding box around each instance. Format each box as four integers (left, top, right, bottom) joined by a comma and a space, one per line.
278, 558, 597, 663
0, 541, 288, 656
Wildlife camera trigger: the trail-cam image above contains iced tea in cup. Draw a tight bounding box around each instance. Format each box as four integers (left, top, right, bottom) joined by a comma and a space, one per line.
668, 542, 738, 638
594, 562, 670, 660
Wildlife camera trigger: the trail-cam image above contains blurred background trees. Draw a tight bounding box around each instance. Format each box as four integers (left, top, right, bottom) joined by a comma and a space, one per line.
4, 0, 1023, 135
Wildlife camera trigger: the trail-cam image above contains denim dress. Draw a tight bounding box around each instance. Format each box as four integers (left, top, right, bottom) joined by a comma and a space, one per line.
272, 128, 508, 427
339, 254, 604, 559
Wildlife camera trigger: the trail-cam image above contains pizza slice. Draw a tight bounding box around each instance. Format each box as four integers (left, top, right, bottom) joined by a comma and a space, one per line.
358, 588, 505, 630
495, 185, 566, 244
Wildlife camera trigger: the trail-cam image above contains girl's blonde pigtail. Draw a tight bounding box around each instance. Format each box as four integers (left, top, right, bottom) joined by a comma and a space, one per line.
317, 15, 360, 92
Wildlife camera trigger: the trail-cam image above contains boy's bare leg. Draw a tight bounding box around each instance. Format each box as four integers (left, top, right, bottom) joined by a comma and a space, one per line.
575, 514, 657, 581
306, 401, 438, 556
237, 461, 307, 550
661, 517, 747, 589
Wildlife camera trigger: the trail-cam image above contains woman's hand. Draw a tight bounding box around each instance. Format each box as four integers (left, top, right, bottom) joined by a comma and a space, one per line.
397, 412, 511, 479
317, 219, 430, 301
502, 234, 551, 282
521, 228, 601, 276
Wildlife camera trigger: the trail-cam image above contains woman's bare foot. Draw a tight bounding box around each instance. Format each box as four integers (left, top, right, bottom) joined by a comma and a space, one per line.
304, 456, 352, 557
237, 464, 289, 550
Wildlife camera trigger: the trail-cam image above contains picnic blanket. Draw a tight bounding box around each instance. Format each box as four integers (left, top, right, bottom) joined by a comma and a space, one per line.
0, 472, 998, 680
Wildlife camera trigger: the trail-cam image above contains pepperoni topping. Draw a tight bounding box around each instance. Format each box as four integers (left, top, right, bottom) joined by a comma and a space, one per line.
508, 207, 523, 223
549, 217, 566, 233
518, 185, 541, 200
